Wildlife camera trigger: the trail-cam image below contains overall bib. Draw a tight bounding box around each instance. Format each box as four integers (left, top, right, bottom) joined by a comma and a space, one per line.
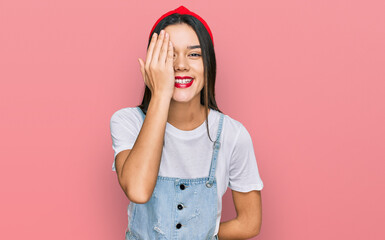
125, 106, 223, 240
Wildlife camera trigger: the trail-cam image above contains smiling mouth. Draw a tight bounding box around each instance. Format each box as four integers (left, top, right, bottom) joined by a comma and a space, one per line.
174, 78, 194, 88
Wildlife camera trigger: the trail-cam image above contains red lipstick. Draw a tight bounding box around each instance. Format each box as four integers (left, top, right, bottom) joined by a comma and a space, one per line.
175, 76, 194, 88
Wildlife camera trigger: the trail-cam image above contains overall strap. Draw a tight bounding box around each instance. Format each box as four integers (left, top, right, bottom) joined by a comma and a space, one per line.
136, 106, 146, 121
206, 113, 224, 188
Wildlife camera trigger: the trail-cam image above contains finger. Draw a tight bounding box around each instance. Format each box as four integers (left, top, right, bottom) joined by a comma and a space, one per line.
165, 40, 174, 67
145, 33, 158, 69
158, 31, 170, 65
138, 58, 145, 77
138, 58, 148, 85
151, 30, 165, 65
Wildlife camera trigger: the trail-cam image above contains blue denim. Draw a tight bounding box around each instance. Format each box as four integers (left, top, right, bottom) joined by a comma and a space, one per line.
125, 107, 223, 240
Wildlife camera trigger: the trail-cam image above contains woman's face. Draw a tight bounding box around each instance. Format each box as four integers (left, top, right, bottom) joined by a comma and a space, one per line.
163, 23, 204, 104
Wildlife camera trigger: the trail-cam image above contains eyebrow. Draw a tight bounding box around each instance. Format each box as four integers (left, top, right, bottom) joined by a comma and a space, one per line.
187, 45, 201, 49
173, 45, 201, 51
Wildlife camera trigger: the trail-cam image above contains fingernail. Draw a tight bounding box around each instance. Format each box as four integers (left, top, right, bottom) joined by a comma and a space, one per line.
160, 30, 164, 35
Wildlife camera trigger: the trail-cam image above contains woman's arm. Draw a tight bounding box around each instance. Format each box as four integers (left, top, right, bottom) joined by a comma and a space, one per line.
116, 30, 174, 204
217, 190, 262, 239
115, 96, 170, 204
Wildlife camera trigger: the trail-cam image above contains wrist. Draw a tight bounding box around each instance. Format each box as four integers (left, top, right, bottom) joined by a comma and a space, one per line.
152, 92, 172, 101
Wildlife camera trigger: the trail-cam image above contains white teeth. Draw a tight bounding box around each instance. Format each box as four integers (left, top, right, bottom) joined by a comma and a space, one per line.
175, 78, 193, 84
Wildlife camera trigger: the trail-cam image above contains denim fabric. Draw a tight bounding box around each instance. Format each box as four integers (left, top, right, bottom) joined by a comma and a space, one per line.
125, 107, 224, 240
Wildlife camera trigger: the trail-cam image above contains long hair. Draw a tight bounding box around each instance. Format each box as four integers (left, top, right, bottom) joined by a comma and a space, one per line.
137, 13, 222, 142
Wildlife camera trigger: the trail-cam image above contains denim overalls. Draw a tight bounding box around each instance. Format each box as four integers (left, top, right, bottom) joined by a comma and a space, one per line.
125, 106, 223, 240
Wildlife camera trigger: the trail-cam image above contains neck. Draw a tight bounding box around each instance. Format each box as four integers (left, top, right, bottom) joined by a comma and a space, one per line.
167, 99, 209, 131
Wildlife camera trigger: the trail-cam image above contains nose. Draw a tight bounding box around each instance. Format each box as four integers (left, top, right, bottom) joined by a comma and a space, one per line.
174, 54, 189, 71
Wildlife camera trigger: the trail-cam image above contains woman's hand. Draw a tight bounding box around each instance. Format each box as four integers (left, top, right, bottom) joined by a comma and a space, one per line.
138, 29, 175, 99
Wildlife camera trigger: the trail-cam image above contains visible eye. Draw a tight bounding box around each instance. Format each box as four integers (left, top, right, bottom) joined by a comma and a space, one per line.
190, 53, 201, 57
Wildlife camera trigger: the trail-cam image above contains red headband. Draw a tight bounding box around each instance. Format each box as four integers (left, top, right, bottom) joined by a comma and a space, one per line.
149, 5, 214, 46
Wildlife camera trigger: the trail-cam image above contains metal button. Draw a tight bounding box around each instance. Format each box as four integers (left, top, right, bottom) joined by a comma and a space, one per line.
180, 184, 185, 190
206, 181, 212, 188
176, 223, 182, 229
177, 204, 183, 210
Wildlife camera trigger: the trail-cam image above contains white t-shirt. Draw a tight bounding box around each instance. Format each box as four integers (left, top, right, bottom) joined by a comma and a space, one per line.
110, 107, 264, 235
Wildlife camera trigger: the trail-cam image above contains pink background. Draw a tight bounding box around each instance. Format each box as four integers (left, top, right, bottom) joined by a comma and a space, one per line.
1, 0, 384, 239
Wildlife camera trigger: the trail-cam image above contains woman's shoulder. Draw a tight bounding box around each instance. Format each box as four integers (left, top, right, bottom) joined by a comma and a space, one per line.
216, 111, 255, 150
214, 110, 245, 132
110, 106, 142, 124
214, 110, 254, 145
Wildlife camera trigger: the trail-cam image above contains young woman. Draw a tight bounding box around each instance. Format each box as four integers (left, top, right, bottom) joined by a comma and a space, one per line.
110, 6, 264, 240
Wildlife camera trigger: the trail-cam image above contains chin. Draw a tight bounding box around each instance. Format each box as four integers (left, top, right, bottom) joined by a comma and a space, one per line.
171, 96, 192, 103
172, 86, 202, 103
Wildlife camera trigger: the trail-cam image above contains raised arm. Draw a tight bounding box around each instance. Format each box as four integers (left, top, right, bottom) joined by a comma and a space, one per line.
115, 96, 170, 204
115, 29, 175, 204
